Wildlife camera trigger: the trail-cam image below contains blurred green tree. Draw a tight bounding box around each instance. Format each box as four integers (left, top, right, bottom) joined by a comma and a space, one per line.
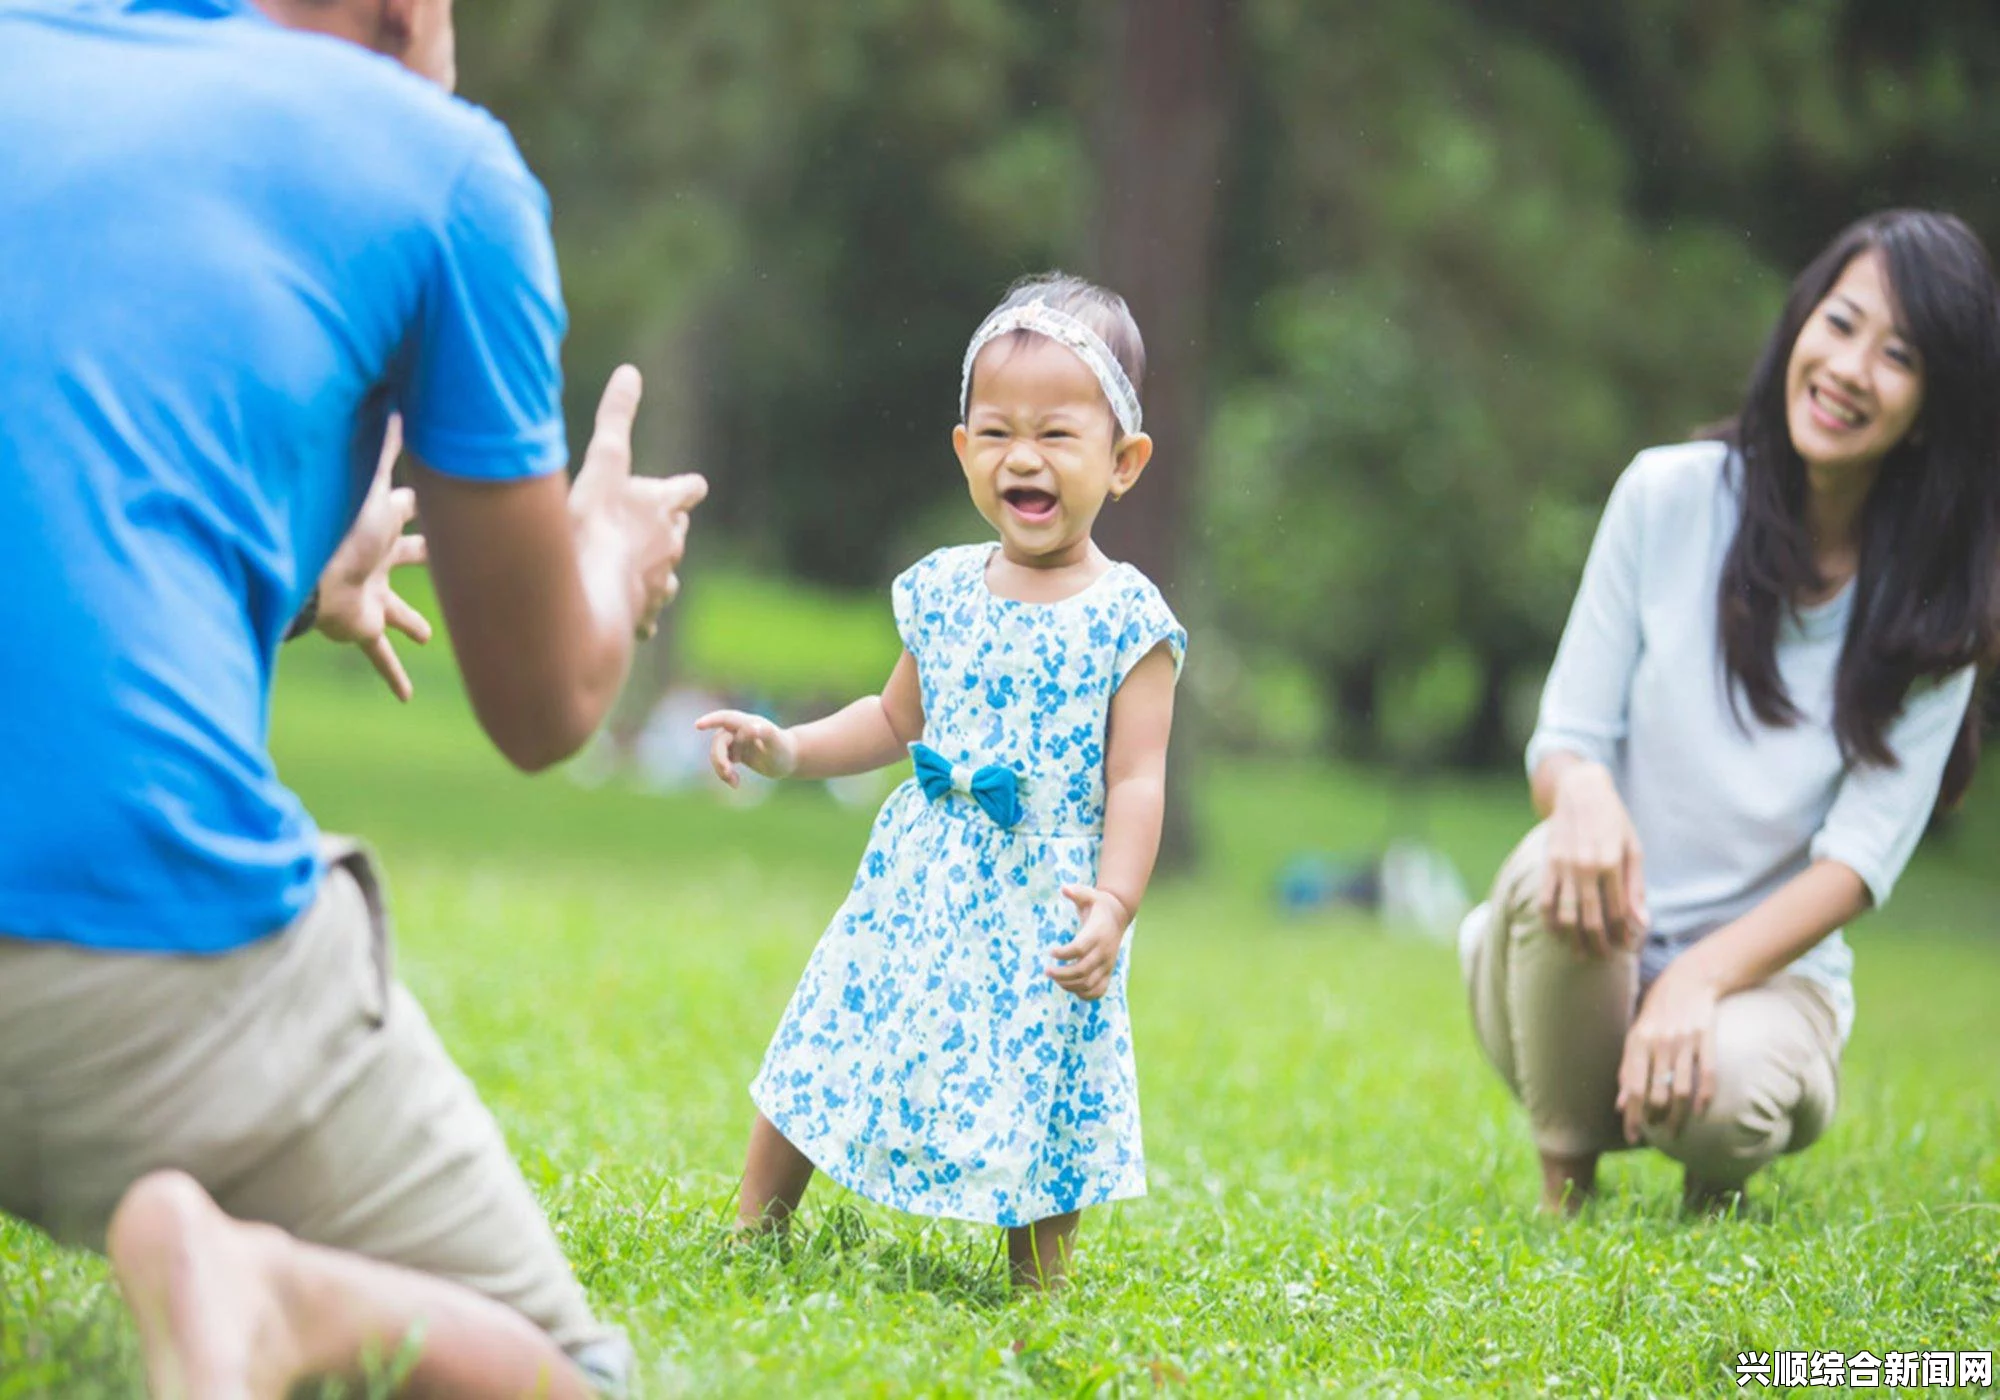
451, 0, 1998, 777
1204, 0, 1779, 765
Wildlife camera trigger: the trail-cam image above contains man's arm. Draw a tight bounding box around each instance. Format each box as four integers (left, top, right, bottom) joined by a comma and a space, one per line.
412, 366, 706, 771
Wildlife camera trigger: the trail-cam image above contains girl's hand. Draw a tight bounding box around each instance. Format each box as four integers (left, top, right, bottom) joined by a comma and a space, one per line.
1616, 963, 1720, 1143
1049, 886, 1131, 1001
1540, 760, 1648, 957
694, 710, 799, 786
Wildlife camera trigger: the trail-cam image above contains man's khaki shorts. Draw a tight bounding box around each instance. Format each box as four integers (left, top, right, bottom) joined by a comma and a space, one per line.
0, 840, 623, 1378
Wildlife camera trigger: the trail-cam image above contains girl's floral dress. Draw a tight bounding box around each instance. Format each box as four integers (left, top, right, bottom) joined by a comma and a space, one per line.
751, 543, 1186, 1226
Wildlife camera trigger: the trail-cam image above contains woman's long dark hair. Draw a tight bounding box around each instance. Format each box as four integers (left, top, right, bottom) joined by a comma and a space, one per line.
1718, 210, 2000, 809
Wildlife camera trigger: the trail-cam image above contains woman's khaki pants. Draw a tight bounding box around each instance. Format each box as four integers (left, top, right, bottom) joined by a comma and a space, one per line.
1462, 826, 1843, 1185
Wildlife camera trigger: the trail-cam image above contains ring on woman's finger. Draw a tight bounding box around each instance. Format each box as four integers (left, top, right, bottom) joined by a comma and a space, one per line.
1652, 1069, 1675, 1090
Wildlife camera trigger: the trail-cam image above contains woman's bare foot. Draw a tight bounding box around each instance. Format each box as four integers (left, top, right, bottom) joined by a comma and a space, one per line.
1683, 1172, 1749, 1216
107, 1171, 303, 1400
1538, 1150, 1599, 1216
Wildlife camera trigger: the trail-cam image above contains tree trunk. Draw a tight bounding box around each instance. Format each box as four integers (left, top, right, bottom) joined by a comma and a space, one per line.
608, 317, 706, 748
1329, 658, 1380, 763
1455, 652, 1514, 770
1090, 0, 1241, 872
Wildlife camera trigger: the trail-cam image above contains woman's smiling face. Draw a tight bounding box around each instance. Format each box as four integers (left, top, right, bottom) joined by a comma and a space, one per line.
1784, 249, 1926, 477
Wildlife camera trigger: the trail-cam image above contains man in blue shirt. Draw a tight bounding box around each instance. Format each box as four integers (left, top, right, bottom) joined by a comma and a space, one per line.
0, 0, 704, 1393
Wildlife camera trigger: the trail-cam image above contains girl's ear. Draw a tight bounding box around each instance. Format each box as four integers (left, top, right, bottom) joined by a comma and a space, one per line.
1109, 432, 1154, 500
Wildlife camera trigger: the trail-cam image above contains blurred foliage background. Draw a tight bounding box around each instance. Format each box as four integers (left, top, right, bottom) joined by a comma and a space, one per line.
456, 0, 2000, 786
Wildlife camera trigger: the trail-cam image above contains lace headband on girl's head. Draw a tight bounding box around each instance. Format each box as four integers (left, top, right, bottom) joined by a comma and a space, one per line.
959, 300, 1144, 439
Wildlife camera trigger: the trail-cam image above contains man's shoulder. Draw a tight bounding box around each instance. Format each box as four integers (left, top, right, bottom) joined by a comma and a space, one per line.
107, 3, 524, 190
6, 0, 527, 185
245, 31, 521, 181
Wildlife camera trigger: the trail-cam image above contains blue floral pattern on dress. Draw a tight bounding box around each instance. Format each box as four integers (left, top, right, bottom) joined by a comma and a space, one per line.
751, 544, 1187, 1227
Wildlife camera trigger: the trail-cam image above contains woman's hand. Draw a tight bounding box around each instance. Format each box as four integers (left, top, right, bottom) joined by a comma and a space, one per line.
1617, 962, 1720, 1142
1049, 886, 1130, 1001
1539, 759, 1648, 957
694, 710, 799, 786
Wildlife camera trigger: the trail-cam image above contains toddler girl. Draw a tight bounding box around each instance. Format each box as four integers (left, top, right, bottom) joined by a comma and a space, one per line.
697, 272, 1185, 1289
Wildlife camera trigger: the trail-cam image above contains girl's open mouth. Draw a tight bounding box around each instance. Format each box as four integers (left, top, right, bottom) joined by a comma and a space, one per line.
1003, 487, 1059, 523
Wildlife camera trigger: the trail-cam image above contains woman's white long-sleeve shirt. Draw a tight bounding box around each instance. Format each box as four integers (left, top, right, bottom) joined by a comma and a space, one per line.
1527, 440, 1975, 1041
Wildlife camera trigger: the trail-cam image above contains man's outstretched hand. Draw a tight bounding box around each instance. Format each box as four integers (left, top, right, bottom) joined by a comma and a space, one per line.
567, 365, 708, 642
315, 416, 432, 701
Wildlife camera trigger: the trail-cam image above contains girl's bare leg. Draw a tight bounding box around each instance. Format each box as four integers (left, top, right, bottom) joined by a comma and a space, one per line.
1006, 1211, 1080, 1292
106, 1170, 590, 1400
736, 1113, 817, 1233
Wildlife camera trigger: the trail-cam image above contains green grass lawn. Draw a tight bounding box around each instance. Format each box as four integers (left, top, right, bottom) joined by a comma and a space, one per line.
4, 614, 1998, 1396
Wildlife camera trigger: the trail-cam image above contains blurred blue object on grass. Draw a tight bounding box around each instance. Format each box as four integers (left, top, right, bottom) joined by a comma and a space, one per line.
1276, 842, 1468, 940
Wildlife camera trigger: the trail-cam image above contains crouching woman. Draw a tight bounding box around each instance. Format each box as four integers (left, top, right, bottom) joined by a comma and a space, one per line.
1462, 210, 2000, 1211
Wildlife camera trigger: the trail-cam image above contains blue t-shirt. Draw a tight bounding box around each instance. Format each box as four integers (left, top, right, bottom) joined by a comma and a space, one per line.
0, 0, 569, 952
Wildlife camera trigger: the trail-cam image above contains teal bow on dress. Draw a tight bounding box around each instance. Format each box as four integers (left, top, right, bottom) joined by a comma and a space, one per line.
909, 742, 1025, 830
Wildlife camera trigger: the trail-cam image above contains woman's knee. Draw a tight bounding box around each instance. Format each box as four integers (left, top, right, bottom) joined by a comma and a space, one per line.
1652, 980, 1841, 1184
1647, 1093, 1790, 1186
1491, 824, 1553, 934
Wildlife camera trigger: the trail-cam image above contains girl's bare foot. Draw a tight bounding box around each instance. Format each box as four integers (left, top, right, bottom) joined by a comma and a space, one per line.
107, 1171, 304, 1400
1538, 1150, 1599, 1216
1007, 1212, 1079, 1292
736, 1113, 815, 1235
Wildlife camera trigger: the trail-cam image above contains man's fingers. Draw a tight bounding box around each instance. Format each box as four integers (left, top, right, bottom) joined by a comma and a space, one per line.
389, 533, 428, 569
361, 635, 413, 703
652, 472, 709, 513
373, 414, 404, 485
584, 365, 644, 479
387, 485, 419, 531
384, 593, 432, 644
